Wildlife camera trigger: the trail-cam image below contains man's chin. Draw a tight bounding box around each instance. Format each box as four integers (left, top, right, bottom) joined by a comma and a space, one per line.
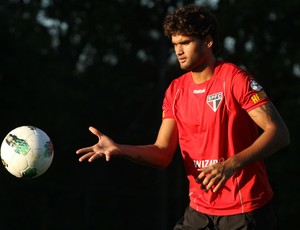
180, 65, 191, 71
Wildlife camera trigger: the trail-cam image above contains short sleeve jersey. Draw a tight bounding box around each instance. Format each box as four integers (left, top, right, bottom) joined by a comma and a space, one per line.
162, 61, 273, 216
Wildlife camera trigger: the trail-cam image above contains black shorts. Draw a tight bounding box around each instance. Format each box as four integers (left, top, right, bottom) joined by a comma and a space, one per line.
174, 201, 277, 230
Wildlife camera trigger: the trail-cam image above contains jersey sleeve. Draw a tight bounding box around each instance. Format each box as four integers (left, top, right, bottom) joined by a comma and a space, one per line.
162, 81, 177, 120
232, 71, 270, 112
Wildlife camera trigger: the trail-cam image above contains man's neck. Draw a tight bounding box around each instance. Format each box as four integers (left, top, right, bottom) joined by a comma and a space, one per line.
191, 57, 216, 84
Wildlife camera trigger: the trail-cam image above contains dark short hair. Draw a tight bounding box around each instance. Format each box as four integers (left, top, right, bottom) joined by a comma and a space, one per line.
163, 5, 220, 54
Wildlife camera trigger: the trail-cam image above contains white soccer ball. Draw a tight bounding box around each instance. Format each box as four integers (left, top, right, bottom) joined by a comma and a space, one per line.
1, 125, 54, 178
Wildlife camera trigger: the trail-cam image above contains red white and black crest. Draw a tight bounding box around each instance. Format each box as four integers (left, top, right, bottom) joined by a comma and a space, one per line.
207, 92, 223, 112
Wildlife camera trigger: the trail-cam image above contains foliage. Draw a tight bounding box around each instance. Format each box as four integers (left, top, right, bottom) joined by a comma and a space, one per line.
0, 0, 299, 229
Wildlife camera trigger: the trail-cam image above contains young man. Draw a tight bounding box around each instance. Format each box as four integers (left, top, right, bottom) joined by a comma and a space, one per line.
76, 5, 290, 229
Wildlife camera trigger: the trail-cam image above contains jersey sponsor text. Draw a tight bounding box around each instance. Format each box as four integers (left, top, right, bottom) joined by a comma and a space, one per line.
193, 89, 206, 94
193, 158, 224, 169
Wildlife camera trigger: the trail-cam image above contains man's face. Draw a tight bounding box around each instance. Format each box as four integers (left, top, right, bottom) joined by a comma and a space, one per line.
171, 34, 210, 72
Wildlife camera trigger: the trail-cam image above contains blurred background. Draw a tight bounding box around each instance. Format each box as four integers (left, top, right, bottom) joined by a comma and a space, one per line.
0, 0, 299, 229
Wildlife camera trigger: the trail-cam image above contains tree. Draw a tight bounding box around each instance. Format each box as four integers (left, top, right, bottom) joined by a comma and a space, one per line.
0, 0, 299, 229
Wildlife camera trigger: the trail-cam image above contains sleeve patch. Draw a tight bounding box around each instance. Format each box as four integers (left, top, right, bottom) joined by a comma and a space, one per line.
251, 91, 267, 104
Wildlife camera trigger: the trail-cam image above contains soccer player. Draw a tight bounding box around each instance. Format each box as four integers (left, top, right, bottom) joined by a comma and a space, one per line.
76, 5, 290, 229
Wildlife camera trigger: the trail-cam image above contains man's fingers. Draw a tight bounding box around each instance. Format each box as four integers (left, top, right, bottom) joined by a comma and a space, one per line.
89, 126, 104, 138
213, 179, 225, 193
78, 152, 95, 162
196, 168, 224, 192
76, 147, 93, 154
205, 175, 223, 190
195, 168, 206, 183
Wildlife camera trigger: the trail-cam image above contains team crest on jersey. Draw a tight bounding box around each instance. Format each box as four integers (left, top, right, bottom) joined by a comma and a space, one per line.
207, 92, 223, 112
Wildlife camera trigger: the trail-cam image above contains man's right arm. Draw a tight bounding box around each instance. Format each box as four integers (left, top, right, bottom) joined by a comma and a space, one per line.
76, 118, 179, 169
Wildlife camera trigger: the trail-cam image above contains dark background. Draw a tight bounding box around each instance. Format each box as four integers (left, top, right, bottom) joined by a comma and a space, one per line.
0, 0, 299, 229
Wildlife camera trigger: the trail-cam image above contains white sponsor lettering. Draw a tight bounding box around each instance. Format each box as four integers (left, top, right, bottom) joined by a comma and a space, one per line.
193, 158, 225, 169
193, 89, 206, 94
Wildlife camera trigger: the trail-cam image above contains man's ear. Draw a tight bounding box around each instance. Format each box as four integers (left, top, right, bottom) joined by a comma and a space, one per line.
205, 35, 213, 48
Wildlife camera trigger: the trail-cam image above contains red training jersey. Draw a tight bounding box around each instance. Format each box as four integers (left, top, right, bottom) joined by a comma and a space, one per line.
162, 61, 273, 216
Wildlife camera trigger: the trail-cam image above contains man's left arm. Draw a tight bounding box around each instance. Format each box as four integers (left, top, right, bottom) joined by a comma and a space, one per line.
241, 102, 290, 162
196, 102, 290, 192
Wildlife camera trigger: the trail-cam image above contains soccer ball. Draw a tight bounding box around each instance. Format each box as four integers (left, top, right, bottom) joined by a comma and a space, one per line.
0, 125, 54, 178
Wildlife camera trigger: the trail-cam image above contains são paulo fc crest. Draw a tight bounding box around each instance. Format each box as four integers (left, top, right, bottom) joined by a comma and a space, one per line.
207, 92, 223, 112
